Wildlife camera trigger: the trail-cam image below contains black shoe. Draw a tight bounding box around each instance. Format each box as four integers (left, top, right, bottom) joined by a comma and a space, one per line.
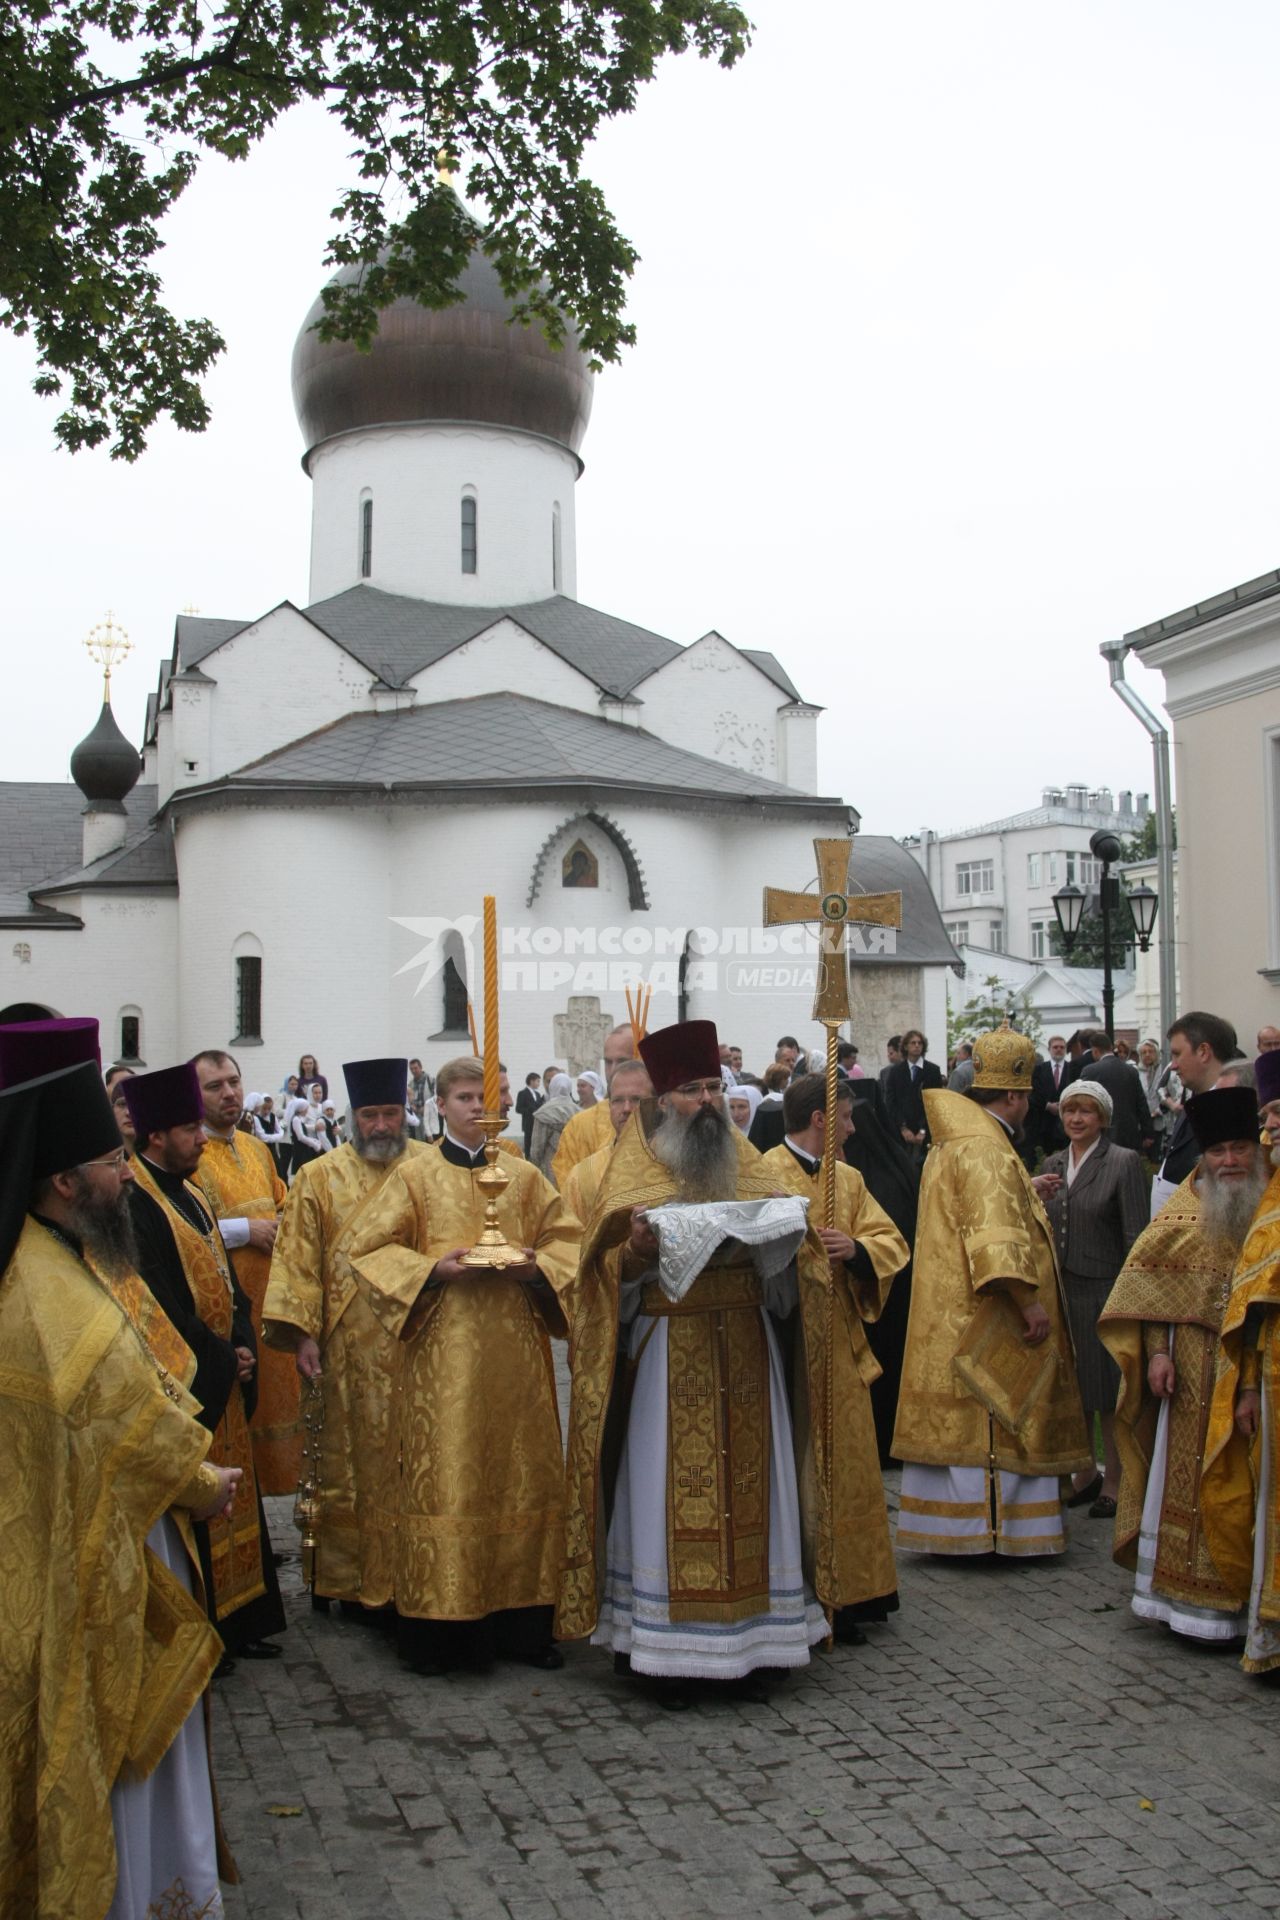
648, 1677, 693, 1711
403, 1653, 447, 1678
523, 1644, 564, 1670
833, 1621, 868, 1646
310, 1593, 332, 1614
1088, 1493, 1117, 1520
1067, 1473, 1103, 1508
213, 1654, 236, 1680
724, 1673, 770, 1704
238, 1639, 283, 1660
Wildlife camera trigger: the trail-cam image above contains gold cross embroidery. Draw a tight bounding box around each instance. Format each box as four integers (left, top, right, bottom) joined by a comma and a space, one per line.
675, 1371, 710, 1407
678, 1464, 714, 1498
733, 1371, 760, 1405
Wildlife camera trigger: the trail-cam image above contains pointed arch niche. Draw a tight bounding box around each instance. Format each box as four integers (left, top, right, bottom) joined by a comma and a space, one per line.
526, 812, 650, 912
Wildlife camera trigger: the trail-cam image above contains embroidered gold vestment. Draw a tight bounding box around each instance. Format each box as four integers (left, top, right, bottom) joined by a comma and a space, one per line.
761, 1147, 909, 1608
1099, 1171, 1239, 1610
343, 1149, 580, 1619
891, 1091, 1090, 1476
557, 1109, 862, 1640
130, 1154, 266, 1621
198, 1131, 301, 1494
551, 1098, 614, 1188
261, 1139, 428, 1605
0, 1220, 226, 1918
561, 1141, 611, 1230
1203, 1166, 1280, 1637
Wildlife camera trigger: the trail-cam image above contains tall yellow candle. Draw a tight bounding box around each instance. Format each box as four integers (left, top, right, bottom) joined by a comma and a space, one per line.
482, 895, 500, 1114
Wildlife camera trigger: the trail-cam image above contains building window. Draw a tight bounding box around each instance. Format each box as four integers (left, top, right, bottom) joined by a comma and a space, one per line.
1027, 854, 1041, 888
551, 502, 562, 591
1064, 851, 1076, 885
950, 921, 969, 947
989, 920, 1004, 953
1048, 853, 1059, 885
461, 494, 477, 574
120, 1012, 141, 1062
442, 957, 469, 1035
1030, 920, 1048, 959
235, 957, 262, 1041
955, 859, 994, 897
360, 496, 373, 578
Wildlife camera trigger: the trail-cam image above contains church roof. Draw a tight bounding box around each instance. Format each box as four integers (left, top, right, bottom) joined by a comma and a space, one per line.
0, 783, 167, 924
842, 836, 963, 969
197, 692, 841, 813
173, 588, 804, 705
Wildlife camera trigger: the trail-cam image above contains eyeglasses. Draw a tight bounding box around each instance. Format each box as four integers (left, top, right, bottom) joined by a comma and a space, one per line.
675, 1079, 724, 1098
85, 1147, 129, 1170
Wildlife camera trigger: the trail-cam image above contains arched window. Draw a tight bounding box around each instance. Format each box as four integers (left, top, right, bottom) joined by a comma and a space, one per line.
359, 495, 373, 578
232, 932, 264, 1045
551, 502, 562, 591
119, 1005, 143, 1063
461, 493, 477, 575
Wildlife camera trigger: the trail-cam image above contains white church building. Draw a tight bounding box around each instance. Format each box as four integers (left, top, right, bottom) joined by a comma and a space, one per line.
0, 249, 957, 1084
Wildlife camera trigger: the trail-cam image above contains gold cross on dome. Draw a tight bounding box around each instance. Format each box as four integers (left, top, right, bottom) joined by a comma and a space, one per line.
762, 837, 902, 1023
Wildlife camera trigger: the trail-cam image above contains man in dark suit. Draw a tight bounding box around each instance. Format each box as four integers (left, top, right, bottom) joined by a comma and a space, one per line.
1031, 1033, 1070, 1157
514, 1072, 545, 1154
883, 1028, 944, 1157
1077, 1030, 1156, 1154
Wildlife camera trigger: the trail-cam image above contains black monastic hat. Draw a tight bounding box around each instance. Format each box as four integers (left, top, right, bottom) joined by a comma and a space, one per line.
1185, 1086, 1261, 1151
0, 1060, 124, 1271
343, 1058, 409, 1109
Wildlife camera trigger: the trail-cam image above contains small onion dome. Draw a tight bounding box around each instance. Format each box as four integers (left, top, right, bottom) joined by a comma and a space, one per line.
291, 248, 595, 467
70, 701, 141, 810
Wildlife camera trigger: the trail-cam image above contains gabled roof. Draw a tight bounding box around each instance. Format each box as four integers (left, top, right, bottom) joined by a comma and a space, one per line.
189, 692, 838, 811
35, 805, 175, 897
0, 783, 165, 924
171, 586, 808, 705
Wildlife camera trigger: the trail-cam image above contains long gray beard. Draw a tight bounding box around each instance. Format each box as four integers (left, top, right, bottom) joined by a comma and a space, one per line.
1200, 1162, 1269, 1251
652, 1104, 739, 1202
355, 1127, 407, 1164
66, 1174, 140, 1280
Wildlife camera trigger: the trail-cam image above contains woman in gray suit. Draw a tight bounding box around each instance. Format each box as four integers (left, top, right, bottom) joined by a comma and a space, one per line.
1042, 1081, 1148, 1519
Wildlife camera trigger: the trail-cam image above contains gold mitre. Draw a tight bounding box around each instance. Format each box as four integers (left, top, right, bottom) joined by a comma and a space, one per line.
971, 1020, 1036, 1091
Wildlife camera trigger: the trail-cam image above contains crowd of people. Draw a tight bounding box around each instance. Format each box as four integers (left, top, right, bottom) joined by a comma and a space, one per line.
2, 1001, 1279, 1916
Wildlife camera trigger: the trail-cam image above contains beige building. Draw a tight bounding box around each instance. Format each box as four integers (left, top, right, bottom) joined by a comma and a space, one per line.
1127, 569, 1280, 1045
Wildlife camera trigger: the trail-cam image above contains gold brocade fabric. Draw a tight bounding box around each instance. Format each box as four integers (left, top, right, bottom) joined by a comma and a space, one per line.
344, 1150, 580, 1619
1099, 1173, 1238, 1604
557, 1107, 853, 1640
131, 1157, 265, 1622
762, 1148, 908, 1607
551, 1099, 614, 1188
1203, 1168, 1280, 1617
891, 1091, 1091, 1476
0, 1221, 223, 1919
261, 1140, 429, 1605
561, 1142, 611, 1230
198, 1133, 301, 1495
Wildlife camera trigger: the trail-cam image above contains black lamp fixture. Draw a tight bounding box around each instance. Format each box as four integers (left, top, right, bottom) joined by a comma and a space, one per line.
1051, 882, 1086, 954
1051, 830, 1158, 1042
1127, 883, 1159, 953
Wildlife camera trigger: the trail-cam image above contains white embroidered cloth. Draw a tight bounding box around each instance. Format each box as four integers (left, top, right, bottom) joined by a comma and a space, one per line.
644, 1196, 810, 1303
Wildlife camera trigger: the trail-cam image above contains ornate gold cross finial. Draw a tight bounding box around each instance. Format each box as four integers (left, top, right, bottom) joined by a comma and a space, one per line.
762, 836, 903, 1224
84, 611, 133, 703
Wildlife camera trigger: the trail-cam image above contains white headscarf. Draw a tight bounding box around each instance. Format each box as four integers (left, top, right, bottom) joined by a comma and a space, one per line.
548, 1073, 573, 1099
577, 1070, 605, 1102
727, 1083, 764, 1132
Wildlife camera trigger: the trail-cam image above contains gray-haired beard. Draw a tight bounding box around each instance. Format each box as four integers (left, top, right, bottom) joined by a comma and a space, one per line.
652, 1102, 738, 1202
354, 1125, 407, 1164
65, 1171, 140, 1279
1200, 1159, 1269, 1251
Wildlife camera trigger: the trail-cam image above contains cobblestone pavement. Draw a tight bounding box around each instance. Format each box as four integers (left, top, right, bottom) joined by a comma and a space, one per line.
215, 1465, 1280, 1920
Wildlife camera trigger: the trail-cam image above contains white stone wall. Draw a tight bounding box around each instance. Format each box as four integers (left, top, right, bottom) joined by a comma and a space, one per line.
307, 424, 579, 606
409, 618, 600, 717
1, 893, 180, 1068
632, 634, 799, 790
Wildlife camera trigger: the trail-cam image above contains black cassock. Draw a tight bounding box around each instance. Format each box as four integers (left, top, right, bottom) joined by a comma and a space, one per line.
128, 1158, 286, 1652
843, 1098, 919, 1466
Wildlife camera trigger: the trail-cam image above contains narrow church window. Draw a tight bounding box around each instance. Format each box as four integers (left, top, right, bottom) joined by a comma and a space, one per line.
120, 1013, 141, 1061
552, 502, 562, 591
360, 497, 373, 578
461, 495, 477, 574
235, 956, 262, 1041
442, 956, 469, 1033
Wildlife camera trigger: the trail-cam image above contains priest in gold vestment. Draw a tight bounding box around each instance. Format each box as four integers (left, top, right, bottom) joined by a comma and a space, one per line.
1101, 1086, 1268, 1642
0, 1021, 238, 1920
559, 1021, 874, 1700
262, 1057, 428, 1621
761, 1071, 909, 1639
560, 1059, 653, 1227
893, 1025, 1091, 1556
1202, 1054, 1280, 1675
550, 1022, 638, 1187
193, 1047, 301, 1494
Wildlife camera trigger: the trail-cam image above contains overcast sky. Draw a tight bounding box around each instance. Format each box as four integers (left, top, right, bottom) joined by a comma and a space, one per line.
4, 0, 1276, 837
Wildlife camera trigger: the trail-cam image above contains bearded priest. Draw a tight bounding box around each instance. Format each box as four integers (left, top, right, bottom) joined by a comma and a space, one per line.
559, 1020, 863, 1703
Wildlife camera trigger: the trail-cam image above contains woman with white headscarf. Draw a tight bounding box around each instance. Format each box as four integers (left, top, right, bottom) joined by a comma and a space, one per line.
1041, 1079, 1148, 1518
727, 1084, 763, 1133
530, 1072, 578, 1184
576, 1070, 605, 1108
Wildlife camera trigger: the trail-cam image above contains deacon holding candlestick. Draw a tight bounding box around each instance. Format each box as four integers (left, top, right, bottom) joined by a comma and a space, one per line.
322, 898, 580, 1676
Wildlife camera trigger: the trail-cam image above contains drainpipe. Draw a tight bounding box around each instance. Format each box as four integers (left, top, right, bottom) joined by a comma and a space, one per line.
1099, 639, 1177, 1041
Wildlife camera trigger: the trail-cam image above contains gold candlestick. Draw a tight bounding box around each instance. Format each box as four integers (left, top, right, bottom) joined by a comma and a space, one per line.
460, 1114, 528, 1268
293, 1374, 325, 1588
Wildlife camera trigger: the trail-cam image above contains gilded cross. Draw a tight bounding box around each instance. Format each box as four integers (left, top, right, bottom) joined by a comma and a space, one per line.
675, 1372, 709, 1407
762, 836, 902, 1226
678, 1464, 714, 1499
733, 1371, 760, 1406
733, 1465, 760, 1495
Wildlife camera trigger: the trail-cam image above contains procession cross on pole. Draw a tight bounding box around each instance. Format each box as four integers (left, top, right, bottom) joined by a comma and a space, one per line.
762, 837, 902, 1227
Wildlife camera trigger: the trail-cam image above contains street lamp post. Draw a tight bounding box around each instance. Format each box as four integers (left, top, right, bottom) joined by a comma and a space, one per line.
1052, 831, 1157, 1045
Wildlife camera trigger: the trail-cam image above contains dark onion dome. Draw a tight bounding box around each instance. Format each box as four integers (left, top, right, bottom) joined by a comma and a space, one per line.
70, 700, 141, 810
291, 249, 595, 466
